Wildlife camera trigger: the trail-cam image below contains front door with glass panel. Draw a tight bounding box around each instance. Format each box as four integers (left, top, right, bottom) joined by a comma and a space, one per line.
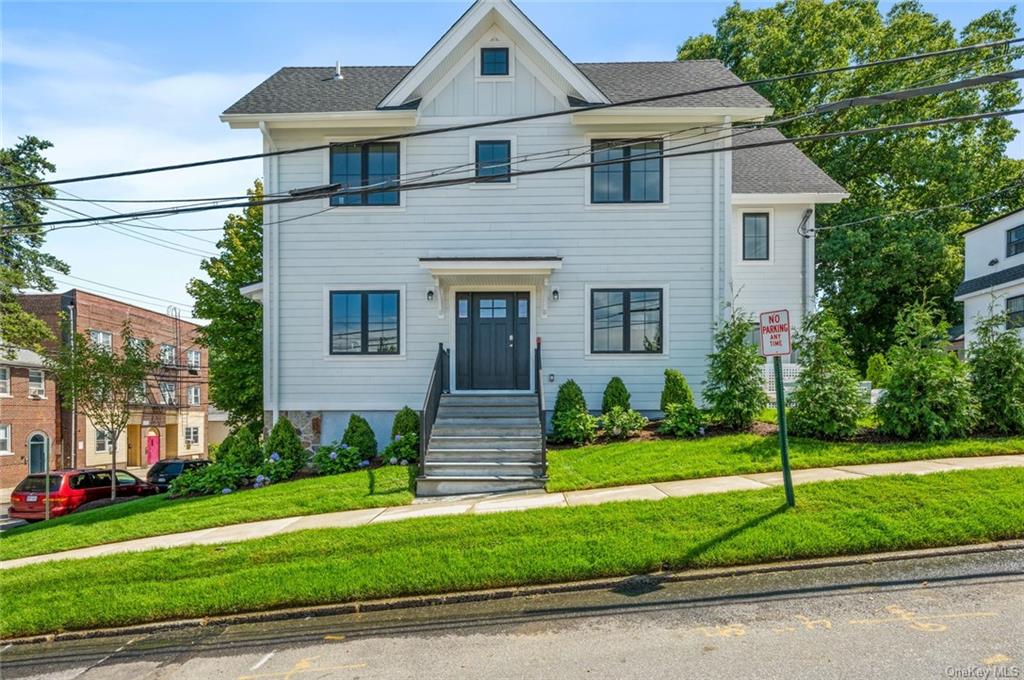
455, 292, 530, 390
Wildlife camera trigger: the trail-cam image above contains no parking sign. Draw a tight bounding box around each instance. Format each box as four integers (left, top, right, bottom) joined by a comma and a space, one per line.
759, 309, 792, 357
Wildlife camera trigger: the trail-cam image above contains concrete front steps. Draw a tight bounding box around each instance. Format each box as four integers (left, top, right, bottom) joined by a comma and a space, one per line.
417, 394, 546, 496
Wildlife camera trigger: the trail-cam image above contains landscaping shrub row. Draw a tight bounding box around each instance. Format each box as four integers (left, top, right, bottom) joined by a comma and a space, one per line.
550, 301, 1024, 446
170, 407, 421, 497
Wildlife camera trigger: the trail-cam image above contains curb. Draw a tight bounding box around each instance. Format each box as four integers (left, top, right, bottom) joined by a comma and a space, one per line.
6, 538, 1023, 645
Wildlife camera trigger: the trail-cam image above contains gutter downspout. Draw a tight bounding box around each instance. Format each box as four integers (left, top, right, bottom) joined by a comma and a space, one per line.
800, 208, 816, 316
259, 121, 280, 426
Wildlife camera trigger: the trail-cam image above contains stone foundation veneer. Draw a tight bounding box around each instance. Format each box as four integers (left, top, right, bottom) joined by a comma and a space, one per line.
278, 410, 323, 450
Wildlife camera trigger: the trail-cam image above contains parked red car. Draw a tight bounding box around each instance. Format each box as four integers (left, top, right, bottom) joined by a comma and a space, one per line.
8, 469, 158, 521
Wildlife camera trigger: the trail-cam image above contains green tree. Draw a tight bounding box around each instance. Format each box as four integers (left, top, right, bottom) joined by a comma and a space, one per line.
0, 137, 69, 355
187, 180, 263, 429
704, 308, 768, 430
680, 1, 1024, 366
788, 310, 867, 439
46, 322, 155, 498
968, 305, 1024, 434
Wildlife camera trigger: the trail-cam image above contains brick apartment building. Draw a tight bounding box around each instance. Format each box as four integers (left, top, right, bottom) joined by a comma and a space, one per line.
0, 349, 61, 491
16, 289, 209, 472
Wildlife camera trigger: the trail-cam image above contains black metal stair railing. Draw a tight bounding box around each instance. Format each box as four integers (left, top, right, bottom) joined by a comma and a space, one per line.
420, 342, 450, 468
534, 337, 547, 473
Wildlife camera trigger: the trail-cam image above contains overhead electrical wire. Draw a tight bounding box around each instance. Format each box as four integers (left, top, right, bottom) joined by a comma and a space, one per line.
2, 36, 1021, 192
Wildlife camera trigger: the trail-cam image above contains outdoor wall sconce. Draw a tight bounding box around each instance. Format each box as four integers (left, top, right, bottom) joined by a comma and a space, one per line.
989, 258, 1000, 267
552, 289, 560, 301
426, 289, 435, 302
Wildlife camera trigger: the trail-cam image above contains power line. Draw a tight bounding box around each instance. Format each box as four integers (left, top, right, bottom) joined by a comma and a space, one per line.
3, 36, 1021, 192
45, 267, 193, 307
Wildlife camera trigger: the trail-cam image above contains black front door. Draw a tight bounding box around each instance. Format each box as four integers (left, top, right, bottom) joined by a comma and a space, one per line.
455, 292, 530, 390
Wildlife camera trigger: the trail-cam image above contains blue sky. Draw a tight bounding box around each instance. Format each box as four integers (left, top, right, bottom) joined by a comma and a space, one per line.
3, 0, 1020, 319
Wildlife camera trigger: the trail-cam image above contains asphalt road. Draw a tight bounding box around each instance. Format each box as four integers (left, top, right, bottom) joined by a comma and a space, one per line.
3, 548, 1022, 680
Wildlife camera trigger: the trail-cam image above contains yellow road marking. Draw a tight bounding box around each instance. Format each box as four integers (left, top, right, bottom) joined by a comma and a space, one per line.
324, 635, 346, 641
849, 606, 997, 632
238, 655, 368, 680
983, 654, 1012, 665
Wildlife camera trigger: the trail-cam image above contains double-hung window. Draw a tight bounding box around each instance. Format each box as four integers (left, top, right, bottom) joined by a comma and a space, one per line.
329, 291, 400, 355
1008, 225, 1024, 258
28, 369, 45, 398
95, 429, 109, 454
160, 344, 176, 367
480, 47, 509, 76
591, 289, 663, 353
159, 382, 177, 405
1008, 295, 1024, 329
0, 368, 9, 396
184, 426, 200, 446
188, 385, 201, 406
329, 142, 400, 206
591, 140, 663, 204
743, 212, 770, 261
187, 349, 201, 371
90, 330, 112, 352
0, 424, 10, 454
475, 141, 511, 182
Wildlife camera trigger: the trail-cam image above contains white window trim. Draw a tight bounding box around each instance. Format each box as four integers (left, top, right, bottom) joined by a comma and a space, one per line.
95, 427, 110, 454
188, 385, 201, 406
159, 382, 177, 405
735, 207, 775, 265
0, 424, 11, 455
468, 135, 518, 189
321, 136, 407, 212
90, 329, 113, 351
583, 132, 672, 210
160, 344, 177, 366
27, 369, 46, 399
0, 367, 10, 398
184, 426, 200, 445
583, 283, 671, 360
187, 349, 201, 370
475, 38, 515, 82
321, 284, 407, 362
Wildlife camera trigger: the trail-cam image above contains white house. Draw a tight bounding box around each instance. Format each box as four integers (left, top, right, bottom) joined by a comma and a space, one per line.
956, 207, 1024, 349
223, 0, 846, 494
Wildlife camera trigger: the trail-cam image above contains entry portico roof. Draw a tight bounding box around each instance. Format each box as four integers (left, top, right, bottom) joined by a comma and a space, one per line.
419, 256, 563, 276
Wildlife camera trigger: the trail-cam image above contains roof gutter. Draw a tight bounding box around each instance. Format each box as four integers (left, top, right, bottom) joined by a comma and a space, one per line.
221, 110, 419, 129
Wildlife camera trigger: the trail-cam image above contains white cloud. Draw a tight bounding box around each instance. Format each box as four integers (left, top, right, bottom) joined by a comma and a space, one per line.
3, 32, 266, 319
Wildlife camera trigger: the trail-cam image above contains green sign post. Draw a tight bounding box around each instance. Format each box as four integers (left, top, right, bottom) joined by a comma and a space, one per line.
760, 310, 795, 508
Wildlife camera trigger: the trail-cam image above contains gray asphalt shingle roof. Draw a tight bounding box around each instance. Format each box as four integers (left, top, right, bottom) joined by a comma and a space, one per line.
223, 60, 769, 114
956, 262, 1024, 298
731, 127, 846, 195
224, 62, 840, 196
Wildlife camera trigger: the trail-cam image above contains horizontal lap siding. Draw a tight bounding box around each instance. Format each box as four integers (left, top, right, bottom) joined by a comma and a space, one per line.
271, 121, 720, 412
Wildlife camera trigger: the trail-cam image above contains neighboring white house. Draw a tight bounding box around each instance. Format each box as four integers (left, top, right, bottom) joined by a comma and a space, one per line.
222, 0, 846, 451
956, 207, 1024, 350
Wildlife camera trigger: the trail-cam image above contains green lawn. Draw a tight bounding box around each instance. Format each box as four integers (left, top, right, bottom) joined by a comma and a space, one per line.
2, 467, 1021, 638
546, 433, 1024, 492
0, 466, 415, 562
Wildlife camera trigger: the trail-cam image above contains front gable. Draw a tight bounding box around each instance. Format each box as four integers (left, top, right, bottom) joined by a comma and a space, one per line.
379, 0, 608, 113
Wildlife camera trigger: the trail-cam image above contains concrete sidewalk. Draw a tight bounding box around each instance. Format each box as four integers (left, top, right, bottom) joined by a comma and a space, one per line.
3, 454, 1023, 570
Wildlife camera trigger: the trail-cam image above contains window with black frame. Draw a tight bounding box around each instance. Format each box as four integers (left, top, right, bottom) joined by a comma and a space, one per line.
743, 213, 770, 261
1007, 225, 1024, 258
475, 141, 511, 182
591, 140, 663, 204
591, 288, 663, 353
480, 47, 509, 76
330, 291, 400, 355
1008, 295, 1024, 328
329, 143, 400, 206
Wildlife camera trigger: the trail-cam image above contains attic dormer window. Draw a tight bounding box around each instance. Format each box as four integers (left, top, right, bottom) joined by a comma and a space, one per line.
480, 47, 509, 76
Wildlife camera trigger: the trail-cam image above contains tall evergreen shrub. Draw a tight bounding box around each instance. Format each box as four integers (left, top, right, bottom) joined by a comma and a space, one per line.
968, 309, 1024, 434
601, 377, 631, 413
704, 309, 767, 430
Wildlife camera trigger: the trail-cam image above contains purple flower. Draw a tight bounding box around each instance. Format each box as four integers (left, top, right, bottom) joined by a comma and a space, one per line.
256, 474, 266, 483
329, 451, 338, 461
341, 443, 350, 450
359, 460, 370, 468
221, 488, 232, 495
395, 434, 402, 442
269, 452, 281, 463
389, 457, 398, 465
698, 427, 706, 436
253, 481, 263, 489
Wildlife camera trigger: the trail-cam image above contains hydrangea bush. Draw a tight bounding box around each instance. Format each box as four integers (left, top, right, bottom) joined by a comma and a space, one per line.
598, 406, 648, 440
313, 441, 362, 475
382, 432, 418, 466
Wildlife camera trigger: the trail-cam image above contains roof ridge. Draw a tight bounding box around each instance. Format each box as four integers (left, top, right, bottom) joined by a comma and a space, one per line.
279, 65, 413, 70
576, 59, 723, 65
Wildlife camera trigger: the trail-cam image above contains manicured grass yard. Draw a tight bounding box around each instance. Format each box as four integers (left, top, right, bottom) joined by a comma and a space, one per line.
0, 466, 415, 562
2, 467, 1021, 638
546, 433, 1024, 492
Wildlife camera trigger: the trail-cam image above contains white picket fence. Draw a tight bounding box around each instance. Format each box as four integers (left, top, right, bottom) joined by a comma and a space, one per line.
762, 363, 802, 404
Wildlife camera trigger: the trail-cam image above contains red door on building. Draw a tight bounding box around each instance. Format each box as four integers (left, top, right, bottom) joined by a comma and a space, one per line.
145, 433, 161, 465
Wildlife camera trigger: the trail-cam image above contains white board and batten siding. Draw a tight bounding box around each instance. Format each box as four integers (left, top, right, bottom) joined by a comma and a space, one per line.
261, 47, 811, 442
